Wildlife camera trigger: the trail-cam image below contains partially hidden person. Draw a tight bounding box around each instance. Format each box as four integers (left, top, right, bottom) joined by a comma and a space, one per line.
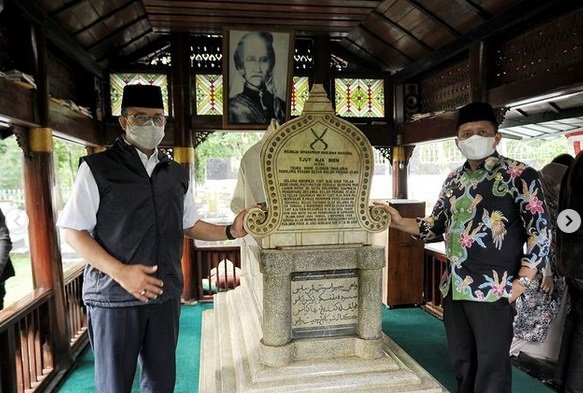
0, 208, 15, 310
555, 151, 583, 392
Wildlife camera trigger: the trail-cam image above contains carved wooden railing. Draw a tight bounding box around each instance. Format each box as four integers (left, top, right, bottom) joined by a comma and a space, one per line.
63, 263, 88, 357
0, 264, 87, 393
0, 289, 55, 393
192, 245, 241, 301
423, 246, 447, 319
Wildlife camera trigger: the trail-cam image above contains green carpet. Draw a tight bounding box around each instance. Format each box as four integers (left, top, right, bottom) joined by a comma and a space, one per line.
382, 307, 553, 392
56, 303, 212, 393
56, 303, 552, 392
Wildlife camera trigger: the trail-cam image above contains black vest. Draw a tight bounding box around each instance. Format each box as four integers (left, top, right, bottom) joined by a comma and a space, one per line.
81, 138, 188, 307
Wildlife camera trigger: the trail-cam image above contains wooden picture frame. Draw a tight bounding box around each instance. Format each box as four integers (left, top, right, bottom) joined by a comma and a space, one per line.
223, 28, 294, 129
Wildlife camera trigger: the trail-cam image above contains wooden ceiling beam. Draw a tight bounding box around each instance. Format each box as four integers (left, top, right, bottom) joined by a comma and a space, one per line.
371, 10, 433, 52
500, 107, 583, 129
152, 24, 349, 38
403, 0, 461, 38
85, 15, 149, 50
391, 0, 575, 83
144, 0, 381, 8
12, 0, 103, 77
340, 39, 393, 71
50, 0, 89, 18
72, 0, 137, 37
98, 29, 155, 62
148, 15, 359, 29
402, 111, 457, 145
357, 26, 413, 62
454, 0, 492, 20
145, 2, 375, 16
146, 9, 364, 23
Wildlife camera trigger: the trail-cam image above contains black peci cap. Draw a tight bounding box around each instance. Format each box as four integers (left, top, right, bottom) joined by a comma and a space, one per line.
456, 102, 499, 129
121, 85, 163, 109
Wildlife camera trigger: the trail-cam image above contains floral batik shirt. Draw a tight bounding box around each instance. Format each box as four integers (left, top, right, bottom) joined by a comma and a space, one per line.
417, 152, 551, 302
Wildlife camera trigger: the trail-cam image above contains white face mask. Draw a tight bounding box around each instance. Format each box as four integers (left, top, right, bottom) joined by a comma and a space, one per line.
456, 135, 497, 160
125, 123, 165, 150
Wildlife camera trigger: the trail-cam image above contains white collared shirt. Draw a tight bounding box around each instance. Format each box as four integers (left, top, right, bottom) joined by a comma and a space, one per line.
57, 145, 199, 232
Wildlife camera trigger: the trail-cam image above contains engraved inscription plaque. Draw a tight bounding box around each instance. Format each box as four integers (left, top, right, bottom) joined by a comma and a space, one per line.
291, 270, 358, 338
244, 84, 389, 241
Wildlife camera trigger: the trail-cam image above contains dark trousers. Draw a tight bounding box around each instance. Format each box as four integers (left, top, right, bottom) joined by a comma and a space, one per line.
0, 282, 5, 310
87, 297, 181, 393
556, 278, 583, 393
443, 296, 515, 393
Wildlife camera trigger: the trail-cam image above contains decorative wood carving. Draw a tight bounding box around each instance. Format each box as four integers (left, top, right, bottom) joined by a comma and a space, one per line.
13, 126, 31, 160
375, 146, 392, 162
494, 7, 583, 87
419, 59, 470, 113
193, 130, 214, 148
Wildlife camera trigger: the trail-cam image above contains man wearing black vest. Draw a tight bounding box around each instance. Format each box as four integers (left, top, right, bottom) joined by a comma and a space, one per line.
57, 85, 248, 393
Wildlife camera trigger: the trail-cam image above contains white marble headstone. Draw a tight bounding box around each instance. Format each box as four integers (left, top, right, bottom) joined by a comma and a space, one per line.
244, 84, 388, 248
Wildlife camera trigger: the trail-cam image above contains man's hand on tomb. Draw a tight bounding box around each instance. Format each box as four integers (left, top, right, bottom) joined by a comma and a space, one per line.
232, 208, 249, 238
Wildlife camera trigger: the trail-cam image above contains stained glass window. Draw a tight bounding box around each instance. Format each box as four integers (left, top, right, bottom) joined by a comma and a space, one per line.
334, 78, 384, 118
291, 76, 310, 117
195, 74, 223, 115
110, 73, 169, 116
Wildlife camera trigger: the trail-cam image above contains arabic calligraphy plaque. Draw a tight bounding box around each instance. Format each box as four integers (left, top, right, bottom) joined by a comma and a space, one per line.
291, 270, 358, 338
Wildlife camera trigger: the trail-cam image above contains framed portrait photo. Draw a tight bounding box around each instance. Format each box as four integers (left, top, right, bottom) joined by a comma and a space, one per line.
223, 28, 294, 129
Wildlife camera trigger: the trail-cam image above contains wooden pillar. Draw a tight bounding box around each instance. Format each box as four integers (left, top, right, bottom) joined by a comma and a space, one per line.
22, 24, 72, 367
469, 41, 489, 103
313, 35, 331, 96
170, 33, 196, 301
392, 82, 407, 199
391, 139, 415, 199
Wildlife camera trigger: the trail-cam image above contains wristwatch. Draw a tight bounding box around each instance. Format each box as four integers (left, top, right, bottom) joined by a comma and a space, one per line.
517, 276, 532, 288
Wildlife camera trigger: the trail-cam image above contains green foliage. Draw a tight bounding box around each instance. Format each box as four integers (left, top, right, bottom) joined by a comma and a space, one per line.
53, 138, 85, 191
0, 136, 24, 190
0, 136, 85, 209
504, 137, 569, 169
53, 138, 86, 210
194, 132, 263, 182
3, 253, 33, 308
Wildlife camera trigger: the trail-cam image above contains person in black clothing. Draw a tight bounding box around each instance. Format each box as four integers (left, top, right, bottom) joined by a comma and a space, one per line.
0, 208, 15, 310
229, 31, 286, 124
551, 153, 575, 168
555, 151, 583, 392
57, 85, 248, 393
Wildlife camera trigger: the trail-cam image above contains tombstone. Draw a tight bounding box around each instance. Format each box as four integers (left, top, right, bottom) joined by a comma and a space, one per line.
200, 85, 446, 392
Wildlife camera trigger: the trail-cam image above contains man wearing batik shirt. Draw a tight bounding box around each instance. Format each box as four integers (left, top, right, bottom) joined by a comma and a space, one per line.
376, 102, 550, 393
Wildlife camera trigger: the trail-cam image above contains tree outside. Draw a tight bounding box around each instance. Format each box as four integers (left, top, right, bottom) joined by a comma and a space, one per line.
0, 135, 86, 307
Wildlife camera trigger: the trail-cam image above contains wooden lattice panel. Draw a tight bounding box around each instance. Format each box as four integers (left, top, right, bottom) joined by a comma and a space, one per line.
494, 7, 583, 86
419, 59, 470, 113
194, 130, 214, 148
